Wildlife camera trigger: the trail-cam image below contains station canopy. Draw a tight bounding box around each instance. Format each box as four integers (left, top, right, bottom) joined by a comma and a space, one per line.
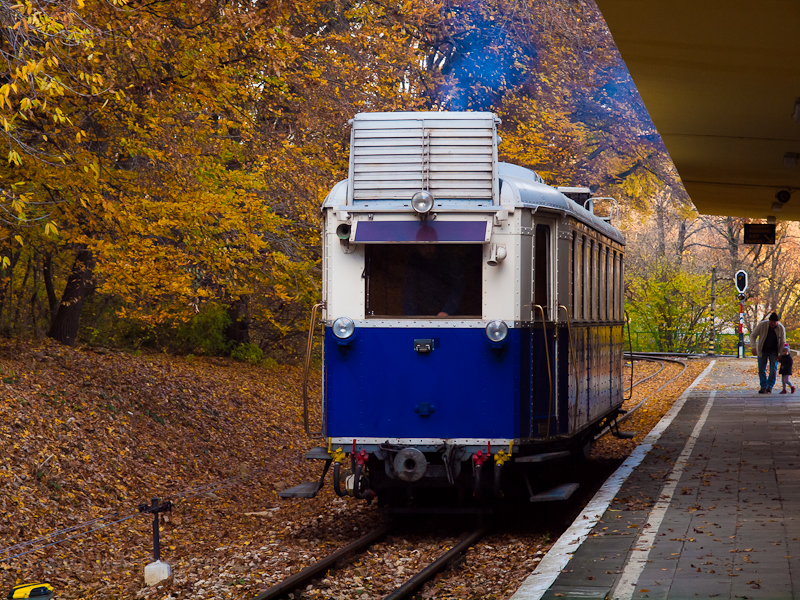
594, 0, 800, 220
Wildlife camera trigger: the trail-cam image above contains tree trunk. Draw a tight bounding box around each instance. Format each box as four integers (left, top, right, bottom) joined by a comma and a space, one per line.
224, 296, 250, 346
13, 254, 32, 335
676, 219, 687, 263
42, 253, 59, 320
725, 217, 739, 271
655, 193, 667, 260
48, 247, 95, 346
30, 251, 41, 336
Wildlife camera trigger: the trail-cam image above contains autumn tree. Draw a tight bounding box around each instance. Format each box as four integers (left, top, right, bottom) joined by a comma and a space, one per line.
0, 0, 439, 351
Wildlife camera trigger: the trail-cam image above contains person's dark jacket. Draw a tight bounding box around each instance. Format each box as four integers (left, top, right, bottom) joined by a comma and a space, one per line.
779, 354, 793, 376
751, 319, 787, 357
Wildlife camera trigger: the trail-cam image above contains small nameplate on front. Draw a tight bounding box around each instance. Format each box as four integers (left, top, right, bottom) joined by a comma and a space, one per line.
414, 339, 434, 353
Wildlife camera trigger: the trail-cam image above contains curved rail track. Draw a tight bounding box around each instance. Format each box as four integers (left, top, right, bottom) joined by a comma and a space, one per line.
596, 354, 689, 440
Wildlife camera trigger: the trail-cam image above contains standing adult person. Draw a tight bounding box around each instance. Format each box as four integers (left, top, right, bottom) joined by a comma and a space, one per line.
750, 311, 786, 393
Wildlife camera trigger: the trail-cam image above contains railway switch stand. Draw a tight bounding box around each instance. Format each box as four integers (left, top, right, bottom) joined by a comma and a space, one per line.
139, 497, 173, 586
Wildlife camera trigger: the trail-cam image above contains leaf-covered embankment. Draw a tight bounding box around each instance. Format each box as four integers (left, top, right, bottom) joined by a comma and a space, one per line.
0, 338, 360, 598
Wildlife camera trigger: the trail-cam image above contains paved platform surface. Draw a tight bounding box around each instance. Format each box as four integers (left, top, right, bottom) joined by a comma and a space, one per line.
518, 358, 800, 600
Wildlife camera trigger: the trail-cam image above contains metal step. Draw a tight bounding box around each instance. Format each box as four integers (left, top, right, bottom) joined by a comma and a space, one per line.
514, 450, 572, 463
305, 447, 331, 460
530, 482, 579, 503
613, 431, 636, 439
278, 482, 322, 499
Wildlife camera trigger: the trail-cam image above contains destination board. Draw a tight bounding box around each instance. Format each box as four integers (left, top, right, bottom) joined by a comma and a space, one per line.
743, 223, 776, 244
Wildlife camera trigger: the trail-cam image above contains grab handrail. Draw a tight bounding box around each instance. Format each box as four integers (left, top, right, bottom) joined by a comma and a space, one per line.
302, 302, 326, 437
624, 310, 634, 401
533, 304, 553, 440
558, 305, 580, 433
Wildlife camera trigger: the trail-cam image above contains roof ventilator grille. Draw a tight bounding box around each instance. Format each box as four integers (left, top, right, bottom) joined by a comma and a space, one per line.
347, 113, 499, 202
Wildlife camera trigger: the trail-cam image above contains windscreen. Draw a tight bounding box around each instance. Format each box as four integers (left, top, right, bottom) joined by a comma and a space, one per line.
365, 244, 482, 318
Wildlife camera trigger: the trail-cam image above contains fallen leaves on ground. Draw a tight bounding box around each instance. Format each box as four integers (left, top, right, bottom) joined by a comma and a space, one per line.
0, 343, 713, 600
0, 338, 381, 599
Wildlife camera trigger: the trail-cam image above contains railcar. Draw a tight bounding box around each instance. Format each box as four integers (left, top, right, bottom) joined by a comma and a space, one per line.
280, 111, 626, 507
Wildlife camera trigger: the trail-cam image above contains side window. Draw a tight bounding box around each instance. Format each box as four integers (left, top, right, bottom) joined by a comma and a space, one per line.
605, 247, 611, 320
534, 224, 551, 317
583, 237, 590, 320
599, 245, 607, 320
610, 250, 617, 320
590, 240, 597, 320
614, 251, 620, 320
573, 233, 582, 320
618, 253, 624, 320
593, 243, 599, 320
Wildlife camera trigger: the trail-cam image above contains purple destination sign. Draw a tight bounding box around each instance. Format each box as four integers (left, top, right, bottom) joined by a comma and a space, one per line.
353, 221, 489, 243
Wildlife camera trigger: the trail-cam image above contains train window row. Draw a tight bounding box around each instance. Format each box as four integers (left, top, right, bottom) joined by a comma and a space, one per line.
571, 232, 623, 322
358, 228, 621, 321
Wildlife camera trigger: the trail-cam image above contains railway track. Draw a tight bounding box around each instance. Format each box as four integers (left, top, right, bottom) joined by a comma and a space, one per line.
250, 524, 487, 600
246, 357, 704, 600
625, 355, 669, 391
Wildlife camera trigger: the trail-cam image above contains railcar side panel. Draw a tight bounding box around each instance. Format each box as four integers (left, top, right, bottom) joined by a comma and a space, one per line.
557, 329, 571, 434
612, 324, 625, 407
573, 326, 589, 429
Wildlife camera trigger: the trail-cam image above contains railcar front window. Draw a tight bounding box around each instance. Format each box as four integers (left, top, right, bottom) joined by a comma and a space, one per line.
365, 244, 482, 318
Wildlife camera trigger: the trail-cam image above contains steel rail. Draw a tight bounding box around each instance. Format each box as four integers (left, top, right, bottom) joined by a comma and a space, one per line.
250, 524, 392, 600
383, 527, 488, 600
619, 358, 688, 422
624, 359, 666, 393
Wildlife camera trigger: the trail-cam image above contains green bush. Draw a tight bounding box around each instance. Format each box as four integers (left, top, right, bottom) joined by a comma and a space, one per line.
261, 357, 279, 370
231, 342, 263, 364
176, 304, 232, 355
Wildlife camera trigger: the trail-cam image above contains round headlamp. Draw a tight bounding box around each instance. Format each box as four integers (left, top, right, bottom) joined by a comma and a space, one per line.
332, 316, 355, 339
485, 320, 509, 343
411, 190, 434, 214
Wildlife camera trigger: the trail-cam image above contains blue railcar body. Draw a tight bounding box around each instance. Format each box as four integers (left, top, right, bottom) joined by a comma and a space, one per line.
279, 111, 627, 507
324, 327, 525, 440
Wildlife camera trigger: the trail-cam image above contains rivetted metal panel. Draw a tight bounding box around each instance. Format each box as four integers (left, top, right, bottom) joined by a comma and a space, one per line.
348, 112, 499, 202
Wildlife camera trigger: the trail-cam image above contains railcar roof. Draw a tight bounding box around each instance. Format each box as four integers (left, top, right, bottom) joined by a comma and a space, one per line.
322, 163, 625, 245
497, 164, 626, 244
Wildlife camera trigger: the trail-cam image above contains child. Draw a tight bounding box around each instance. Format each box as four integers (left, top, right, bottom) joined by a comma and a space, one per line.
779, 343, 795, 394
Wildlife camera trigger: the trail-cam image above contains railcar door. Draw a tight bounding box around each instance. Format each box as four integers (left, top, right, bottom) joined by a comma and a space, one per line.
531, 220, 558, 438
